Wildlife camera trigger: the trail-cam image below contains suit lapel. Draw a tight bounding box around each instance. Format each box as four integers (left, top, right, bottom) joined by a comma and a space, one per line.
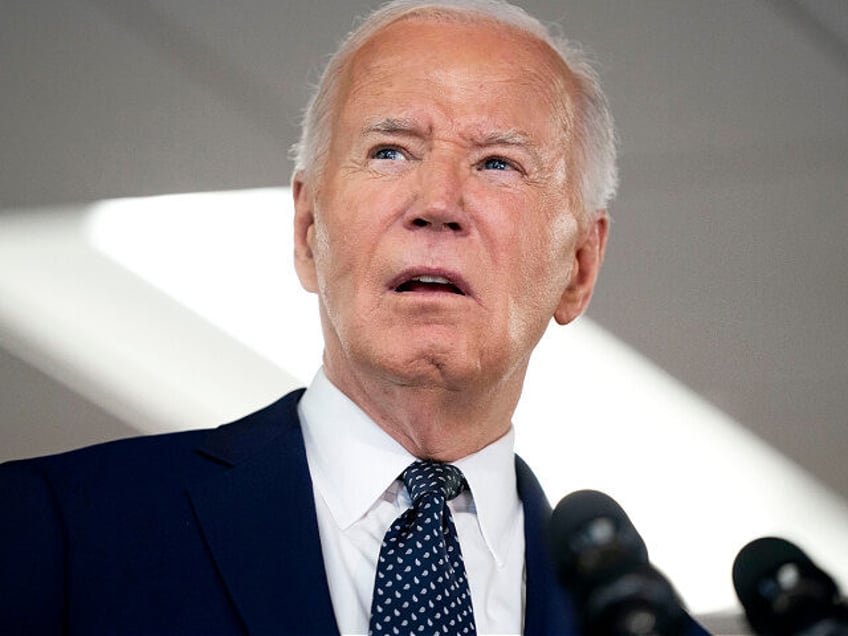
187, 391, 578, 635
516, 455, 579, 635
188, 390, 339, 636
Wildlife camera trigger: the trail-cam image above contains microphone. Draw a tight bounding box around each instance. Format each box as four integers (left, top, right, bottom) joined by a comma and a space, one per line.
733, 537, 848, 636
549, 489, 688, 636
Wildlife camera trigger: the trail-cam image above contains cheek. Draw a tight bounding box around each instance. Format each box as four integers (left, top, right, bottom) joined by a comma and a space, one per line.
310, 200, 381, 309
504, 212, 579, 327
518, 209, 577, 284
311, 216, 331, 262
309, 212, 354, 317
309, 216, 334, 287
548, 213, 580, 277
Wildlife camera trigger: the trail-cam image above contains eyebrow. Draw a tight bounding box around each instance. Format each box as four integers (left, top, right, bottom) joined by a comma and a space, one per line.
363, 119, 532, 145
361, 117, 425, 137
475, 129, 533, 148
473, 129, 543, 168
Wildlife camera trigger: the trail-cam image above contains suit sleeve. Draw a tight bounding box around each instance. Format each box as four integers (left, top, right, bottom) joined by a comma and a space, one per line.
0, 460, 66, 635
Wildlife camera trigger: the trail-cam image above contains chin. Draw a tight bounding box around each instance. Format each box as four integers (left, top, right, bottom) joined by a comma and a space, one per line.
371, 342, 483, 391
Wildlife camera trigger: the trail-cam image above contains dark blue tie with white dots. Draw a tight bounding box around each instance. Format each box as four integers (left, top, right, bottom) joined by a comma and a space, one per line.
369, 460, 477, 636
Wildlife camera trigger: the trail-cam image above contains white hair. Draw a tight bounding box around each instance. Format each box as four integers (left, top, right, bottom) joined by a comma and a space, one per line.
291, 0, 618, 213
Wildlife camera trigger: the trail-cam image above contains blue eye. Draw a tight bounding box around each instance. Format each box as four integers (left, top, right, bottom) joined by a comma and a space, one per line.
373, 147, 404, 160
482, 157, 511, 171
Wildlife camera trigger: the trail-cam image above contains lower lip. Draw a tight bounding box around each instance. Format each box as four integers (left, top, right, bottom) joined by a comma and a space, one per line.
392, 290, 470, 303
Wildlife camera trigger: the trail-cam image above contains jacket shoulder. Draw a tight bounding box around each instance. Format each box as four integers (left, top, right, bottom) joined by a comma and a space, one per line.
2, 388, 306, 478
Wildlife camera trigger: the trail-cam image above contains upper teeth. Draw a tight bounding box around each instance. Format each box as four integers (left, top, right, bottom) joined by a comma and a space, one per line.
413, 275, 451, 284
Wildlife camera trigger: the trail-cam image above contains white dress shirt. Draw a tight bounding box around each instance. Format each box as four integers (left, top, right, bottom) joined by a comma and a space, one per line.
298, 369, 525, 635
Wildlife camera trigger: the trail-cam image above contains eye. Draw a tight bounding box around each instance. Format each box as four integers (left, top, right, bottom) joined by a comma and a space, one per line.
480, 156, 514, 171
371, 146, 406, 161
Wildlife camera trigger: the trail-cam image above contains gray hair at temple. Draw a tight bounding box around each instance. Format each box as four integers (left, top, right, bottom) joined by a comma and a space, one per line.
291, 0, 618, 214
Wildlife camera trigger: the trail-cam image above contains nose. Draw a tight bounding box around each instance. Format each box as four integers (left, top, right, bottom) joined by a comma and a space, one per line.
409, 216, 463, 232
405, 158, 469, 234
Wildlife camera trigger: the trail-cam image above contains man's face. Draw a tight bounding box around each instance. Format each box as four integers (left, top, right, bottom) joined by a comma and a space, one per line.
294, 18, 606, 394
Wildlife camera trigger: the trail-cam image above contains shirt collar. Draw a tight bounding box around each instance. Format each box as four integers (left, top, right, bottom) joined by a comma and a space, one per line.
454, 427, 520, 567
298, 368, 520, 566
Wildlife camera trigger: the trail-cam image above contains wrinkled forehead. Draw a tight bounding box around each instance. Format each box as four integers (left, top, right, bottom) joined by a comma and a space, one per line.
337, 15, 580, 137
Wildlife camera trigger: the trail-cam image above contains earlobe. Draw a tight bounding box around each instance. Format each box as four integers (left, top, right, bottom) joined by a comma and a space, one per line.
292, 173, 319, 293
553, 212, 609, 325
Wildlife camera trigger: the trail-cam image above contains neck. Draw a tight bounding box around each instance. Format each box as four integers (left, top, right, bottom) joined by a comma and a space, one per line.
323, 358, 525, 462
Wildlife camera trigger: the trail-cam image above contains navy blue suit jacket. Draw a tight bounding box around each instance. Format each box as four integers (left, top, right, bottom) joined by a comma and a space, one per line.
1, 390, 580, 635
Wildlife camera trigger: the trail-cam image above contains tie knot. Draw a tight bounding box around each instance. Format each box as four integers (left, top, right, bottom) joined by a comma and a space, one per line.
402, 460, 467, 503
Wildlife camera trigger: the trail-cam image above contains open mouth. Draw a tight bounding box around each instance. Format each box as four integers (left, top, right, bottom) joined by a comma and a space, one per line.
394, 274, 466, 296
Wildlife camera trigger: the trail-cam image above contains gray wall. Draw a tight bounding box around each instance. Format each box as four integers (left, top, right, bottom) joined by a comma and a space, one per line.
2, 0, 847, 495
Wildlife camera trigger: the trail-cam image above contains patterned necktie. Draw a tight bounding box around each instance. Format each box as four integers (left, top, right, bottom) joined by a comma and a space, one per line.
369, 460, 477, 636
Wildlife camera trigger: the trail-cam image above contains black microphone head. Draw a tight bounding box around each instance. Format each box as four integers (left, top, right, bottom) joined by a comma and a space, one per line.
550, 489, 649, 588
733, 537, 842, 636
549, 490, 686, 635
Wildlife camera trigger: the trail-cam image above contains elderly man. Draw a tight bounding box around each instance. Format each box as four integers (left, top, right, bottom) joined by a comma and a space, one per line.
1, 1, 706, 635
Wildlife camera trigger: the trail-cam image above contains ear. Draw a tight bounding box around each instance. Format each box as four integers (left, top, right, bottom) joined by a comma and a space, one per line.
553, 212, 609, 325
292, 172, 319, 293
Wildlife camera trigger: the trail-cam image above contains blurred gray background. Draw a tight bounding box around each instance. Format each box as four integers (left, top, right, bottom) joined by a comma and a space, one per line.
1, 0, 846, 506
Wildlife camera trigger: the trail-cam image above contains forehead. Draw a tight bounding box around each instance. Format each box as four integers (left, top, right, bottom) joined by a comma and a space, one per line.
336, 17, 576, 142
